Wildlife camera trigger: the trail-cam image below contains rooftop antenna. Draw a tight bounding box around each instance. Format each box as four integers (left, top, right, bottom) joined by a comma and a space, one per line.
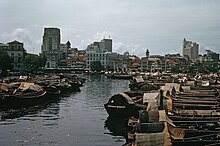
109, 35, 110, 39
104, 36, 105, 39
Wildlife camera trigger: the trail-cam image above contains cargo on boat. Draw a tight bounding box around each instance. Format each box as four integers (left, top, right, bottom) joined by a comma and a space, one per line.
0, 82, 47, 108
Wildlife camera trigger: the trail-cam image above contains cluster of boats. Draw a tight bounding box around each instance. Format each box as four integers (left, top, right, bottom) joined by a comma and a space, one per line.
0, 74, 85, 109
104, 72, 220, 146
105, 72, 134, 80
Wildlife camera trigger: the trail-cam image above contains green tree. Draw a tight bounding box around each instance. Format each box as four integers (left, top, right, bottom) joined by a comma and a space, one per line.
90, 61, 104, 72
39, 54, 47, 68
170, 65, 180, 73
206, 63, 218, 73
24, 54, 46, 73
0, 49, 12, 76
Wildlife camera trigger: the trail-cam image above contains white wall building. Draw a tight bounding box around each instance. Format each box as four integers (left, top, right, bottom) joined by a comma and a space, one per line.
85, 38, 114, 70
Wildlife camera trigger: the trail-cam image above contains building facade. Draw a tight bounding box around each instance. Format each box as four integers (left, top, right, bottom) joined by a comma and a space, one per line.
85, 38, 113, 70
183, 38, 199, 60
41, 28, 61, 68
0, 41, 26, 72
203, 50, 219, 62
141, 49, 150, 71
99, 39, 112, 52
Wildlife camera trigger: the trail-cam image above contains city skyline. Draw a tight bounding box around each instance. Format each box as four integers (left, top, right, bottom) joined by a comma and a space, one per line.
0, 0, 220, 57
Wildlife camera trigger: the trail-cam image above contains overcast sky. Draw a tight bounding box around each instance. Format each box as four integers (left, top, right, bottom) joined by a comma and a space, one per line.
0, 0, 219, 57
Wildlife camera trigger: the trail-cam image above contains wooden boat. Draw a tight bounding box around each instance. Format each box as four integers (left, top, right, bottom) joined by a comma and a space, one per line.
172, 96, 220, 101
127, 110, 168, 145
0, 82, 47, 109
44, 85, 61, 96
172, 130, 220, 146
173, 102, 220, 110
104, 93, 139, 117
107, 74, 133, 80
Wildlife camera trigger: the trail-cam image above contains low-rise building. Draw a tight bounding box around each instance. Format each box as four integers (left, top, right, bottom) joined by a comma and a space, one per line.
113, 54, 131, 72
0, 40, 26, 72
60, 56, 85, 69
203, 50, 219, 62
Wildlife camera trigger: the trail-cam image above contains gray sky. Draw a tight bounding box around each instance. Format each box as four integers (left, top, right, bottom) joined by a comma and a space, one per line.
0, 0, 219, 57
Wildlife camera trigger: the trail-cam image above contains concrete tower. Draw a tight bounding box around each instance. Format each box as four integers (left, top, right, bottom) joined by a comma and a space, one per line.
41, 27, 61, 68
182, 38, 199, 60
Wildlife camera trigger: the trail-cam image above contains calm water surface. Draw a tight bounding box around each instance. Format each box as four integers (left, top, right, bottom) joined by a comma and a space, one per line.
0, 74, 130, 146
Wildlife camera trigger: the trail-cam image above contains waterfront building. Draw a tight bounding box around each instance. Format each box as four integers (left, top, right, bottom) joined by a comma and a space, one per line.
164, 53, 189, 72
67, 48, 86, 58
203, 50, 219, 62
85, 52, 108, 69
182, 38, 199, 60
129, 55, 141, 71
113, 54, 132, 72
41, 27, 61, 69
86, 38, 112, 53
60, 42, 69, 60
99, 39, 112, 52
59, 40, 87, 70
59, 56, 86, 69
141, 49, 150, 71
85, 38, 113, 70
0, 41, 26, 72
148, 57, 162, 72
106, 52, 118, 70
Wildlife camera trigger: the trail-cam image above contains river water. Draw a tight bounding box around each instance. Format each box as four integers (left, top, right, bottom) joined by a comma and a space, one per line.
0, 74, 130, 146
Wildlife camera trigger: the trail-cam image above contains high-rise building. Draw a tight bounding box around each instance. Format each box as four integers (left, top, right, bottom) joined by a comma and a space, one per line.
100, 39, 112, 52
41, 28, 61, 68
182, 38, 199, 60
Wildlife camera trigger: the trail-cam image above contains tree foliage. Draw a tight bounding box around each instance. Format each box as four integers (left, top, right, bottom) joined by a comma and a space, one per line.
39, 54, 47, 68
0, 49, 12, 76
24, 54, 46, 73
90, 61, 103, 72
170, 65, 180, 73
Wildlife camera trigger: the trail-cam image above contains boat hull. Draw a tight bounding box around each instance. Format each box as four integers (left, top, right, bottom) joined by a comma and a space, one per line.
104, 103, 137, 117
1, 91, 48, 109
107, 74, 133, 80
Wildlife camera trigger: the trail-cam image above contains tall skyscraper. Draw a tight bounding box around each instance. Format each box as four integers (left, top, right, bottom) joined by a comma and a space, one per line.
182, 38, 199, 60
41, 28, 61, 68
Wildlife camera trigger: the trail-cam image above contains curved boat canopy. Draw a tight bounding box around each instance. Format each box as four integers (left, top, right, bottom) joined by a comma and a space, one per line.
109, 92, 134, 105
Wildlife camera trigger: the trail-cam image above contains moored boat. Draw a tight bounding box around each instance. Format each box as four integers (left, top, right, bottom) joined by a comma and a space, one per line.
104, 93, 139, 117
0, 82, 47, 109
106, 73, 133, 80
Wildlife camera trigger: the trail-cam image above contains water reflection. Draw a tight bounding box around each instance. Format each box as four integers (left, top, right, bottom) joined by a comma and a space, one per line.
0, 94, 63, 120
0, 74, 130, 146
104, 116, 128, 137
